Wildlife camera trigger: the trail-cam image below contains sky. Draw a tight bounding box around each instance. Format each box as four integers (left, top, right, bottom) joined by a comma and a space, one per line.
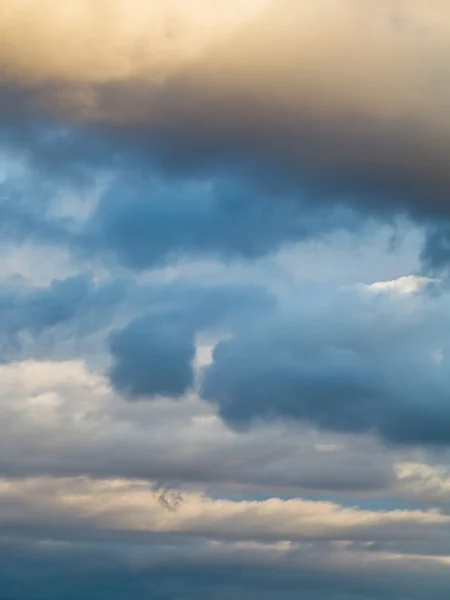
2, 1, 450, 598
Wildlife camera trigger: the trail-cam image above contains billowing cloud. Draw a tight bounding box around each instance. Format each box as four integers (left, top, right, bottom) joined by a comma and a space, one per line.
109, 282, 273, 397
95, 268, 450, 446
203, 279, 450, 444
2, 0, 450, 223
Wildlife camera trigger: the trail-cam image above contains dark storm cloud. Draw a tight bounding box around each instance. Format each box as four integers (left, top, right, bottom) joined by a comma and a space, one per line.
1, 0, 450, 262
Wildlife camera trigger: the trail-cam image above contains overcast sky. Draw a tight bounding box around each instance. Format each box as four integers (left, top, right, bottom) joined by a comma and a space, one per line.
1, 2, 450, 598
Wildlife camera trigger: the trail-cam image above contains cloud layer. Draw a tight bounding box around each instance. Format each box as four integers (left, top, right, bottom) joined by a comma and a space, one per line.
2, 2, 450, 598
3, 1, 450, 220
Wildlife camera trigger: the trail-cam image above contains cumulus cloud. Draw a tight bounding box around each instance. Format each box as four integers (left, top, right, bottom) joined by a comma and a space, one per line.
202, 280, 450, 444
94, 268, 450, 447
109, 282, 273, 397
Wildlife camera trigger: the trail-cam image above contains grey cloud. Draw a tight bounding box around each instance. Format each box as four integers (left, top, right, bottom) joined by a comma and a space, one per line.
0, 359, 395, 494
0, 275, 125, 362
109, 282, 274, 399
205, 332, 381, 433
421, 223, 450, 274
1, 0, 450, 277
0, 535, 449, 600
86, 174, 334, 269
102, 272, 450, 447
0, 153, 367, 272
110, 316, 196, 397
200, 282, 450, 445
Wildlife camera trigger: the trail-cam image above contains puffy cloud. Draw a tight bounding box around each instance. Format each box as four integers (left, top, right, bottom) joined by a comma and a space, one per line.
79, 264, 450, 448
110, 315, 196, 397
109, 282, 273, 397
200, 279, 450, 444
79, 263, 450, 447
5, 247, 450, 452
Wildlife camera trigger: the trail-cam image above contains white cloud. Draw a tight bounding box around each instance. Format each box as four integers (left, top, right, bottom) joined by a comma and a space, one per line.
0, 474, 449, 547
369, 275, 438, 294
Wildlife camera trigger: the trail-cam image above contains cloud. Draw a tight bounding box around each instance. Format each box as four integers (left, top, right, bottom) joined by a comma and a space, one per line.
0, 275, 125, 362
0, 0, 268, 84
2, 474, 450, 599
2, 0, 450, 228
109, 282, 273, 398
396, 462, 450, 506
3, 0, 450, 276
201, 279, 450, 445
0, 356, 447, 598
2, 535, 450, 600
2, 3, 450, 596
110, 315, 196, 397
0, 358, 395, 494
73, 266, 450, 448
6, 259, 449, 453
1, 475, 450, 544
0, 154, 367, 271
368, 275, 438, 294
86, 173, 351, 269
